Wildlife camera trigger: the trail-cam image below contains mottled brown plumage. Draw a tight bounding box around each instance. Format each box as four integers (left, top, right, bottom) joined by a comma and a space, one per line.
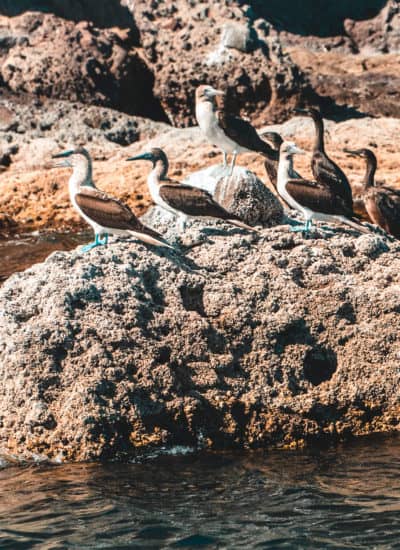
195, 85, 277, 174
217, 111, 277, 160
277, 141, 368, 234
345, 148, 400, 238
294, 108, 353, 209
75, 188, 163, 239
285, 178, 355, 218
127, 147, 257, 232
159, 183, 237, 220
367, 191, 400, 238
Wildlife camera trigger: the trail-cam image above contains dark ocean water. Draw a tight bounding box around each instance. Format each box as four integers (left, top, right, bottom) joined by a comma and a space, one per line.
1, 437, 400, 549
1, 234, 400, 547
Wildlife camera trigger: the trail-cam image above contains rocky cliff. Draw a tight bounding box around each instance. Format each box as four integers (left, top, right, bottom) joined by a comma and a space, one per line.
0, 0, 398, 128
0, 218, 399, 461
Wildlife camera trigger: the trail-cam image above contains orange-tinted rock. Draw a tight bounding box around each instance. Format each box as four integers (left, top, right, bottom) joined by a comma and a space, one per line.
0, 12, 165, 120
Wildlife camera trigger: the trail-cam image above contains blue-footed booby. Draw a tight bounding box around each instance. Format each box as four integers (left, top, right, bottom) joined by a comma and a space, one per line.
195, 85, 277, 175
261, 131, 302, 187
126, 147, 256, 232
293, 108, 354, 212
345, 148, 400, 239
52, 147, 172, 252
277, 141, 369, 234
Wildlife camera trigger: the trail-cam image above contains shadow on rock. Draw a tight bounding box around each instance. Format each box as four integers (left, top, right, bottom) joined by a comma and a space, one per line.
0, 0, 138, 33
243, 0, 388, 37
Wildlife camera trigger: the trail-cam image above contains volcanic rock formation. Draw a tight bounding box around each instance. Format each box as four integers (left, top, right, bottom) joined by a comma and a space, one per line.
0, 220, 399, 461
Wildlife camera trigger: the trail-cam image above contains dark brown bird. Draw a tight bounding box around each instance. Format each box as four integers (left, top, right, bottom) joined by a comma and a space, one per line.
277, 141, 369, 234
345, 148, 400, 238
293, 108, 354, 210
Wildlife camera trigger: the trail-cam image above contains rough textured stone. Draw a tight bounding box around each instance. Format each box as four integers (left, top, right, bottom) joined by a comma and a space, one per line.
221, 23, 257, 53
0, 12, 165, 120
276, 0, 400, 118
131, 0, 312, 127
213, 167, 283, 227
0, 1, 398, 127
183, 165, 283, 228
0, 90, 169, 169
0, 225, 399, 461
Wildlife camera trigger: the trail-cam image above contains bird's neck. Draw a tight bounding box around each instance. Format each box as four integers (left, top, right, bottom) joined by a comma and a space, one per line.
69, 160, 94, 195
277, 154, 293, 189
152, 158, 168, 181
362, 157, 376, 189
312, 116, 325, 153
196, 99, 217, 130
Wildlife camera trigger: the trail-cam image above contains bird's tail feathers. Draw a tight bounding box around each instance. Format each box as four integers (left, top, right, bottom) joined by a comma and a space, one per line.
333, 216, 371, 234
227, 219, 259, 233
128, 230, 174, 249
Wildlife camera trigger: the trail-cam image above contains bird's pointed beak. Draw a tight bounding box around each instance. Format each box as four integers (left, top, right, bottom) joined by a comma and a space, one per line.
293, 108, 307, 115
210, 88, 224, 97
52, 150, 73, 167
126, 152, 153, 162
52, 150, 73, 159
343, 148, 359, 157
292, 146, 306, 155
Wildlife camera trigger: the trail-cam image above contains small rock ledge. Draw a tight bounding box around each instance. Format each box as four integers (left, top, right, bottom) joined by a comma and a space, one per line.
0, 222, 400, 461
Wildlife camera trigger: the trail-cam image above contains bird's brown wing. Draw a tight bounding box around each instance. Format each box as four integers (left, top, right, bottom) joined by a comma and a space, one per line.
264, 159, 278, 187
159, 184, 234, 219
217, 110, 277, 160
374, 191, 400, 237
380, 185, 400, 199
311, 151, 353, 207
286, 178, 353, 217
75, 188, 155, 235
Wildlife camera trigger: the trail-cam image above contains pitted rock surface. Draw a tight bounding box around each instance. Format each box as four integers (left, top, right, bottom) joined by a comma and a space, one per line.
0, 224, 399, 461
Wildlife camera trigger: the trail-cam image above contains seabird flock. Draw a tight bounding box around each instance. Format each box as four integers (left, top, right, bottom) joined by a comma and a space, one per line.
52, 84, 399, 252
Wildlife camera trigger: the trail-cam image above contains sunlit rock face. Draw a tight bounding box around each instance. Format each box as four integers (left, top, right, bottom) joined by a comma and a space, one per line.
0, 222, 399, 462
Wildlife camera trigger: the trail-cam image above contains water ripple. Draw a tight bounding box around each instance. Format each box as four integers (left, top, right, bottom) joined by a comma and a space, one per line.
1, 437, 400, 548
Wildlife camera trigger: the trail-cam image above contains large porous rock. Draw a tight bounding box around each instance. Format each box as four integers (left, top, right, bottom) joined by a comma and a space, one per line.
183, 165, 283, 227
0, 91, 170, 171
0, 12, 166, 120
1, 226, 400, 462
268, 0, 400, 118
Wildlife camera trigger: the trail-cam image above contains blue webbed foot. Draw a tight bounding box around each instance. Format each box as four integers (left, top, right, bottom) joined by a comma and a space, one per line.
98, 233, 109, 246
290, 225, 306, 233
82, 241, 100, 253
81, 233, 108, 252
290, 220, 312, 234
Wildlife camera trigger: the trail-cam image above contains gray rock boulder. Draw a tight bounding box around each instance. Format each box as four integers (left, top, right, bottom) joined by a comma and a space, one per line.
184, 165, 284, 228
221, 23, 258, 53
0, 225, 400, 462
